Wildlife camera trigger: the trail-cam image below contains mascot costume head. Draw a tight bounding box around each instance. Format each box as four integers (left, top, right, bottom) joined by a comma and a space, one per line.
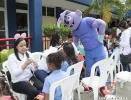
57, 9, 82, 30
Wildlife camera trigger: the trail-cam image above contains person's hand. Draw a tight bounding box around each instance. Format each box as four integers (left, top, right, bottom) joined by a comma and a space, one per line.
98, 35, 104, 43
114, 41, 119, 45
0, 72, 3, 76
33, 61, 38, 69
24, 58, 33, 66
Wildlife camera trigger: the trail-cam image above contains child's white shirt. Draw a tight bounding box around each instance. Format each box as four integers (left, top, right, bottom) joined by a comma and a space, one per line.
38, 46, 58, 73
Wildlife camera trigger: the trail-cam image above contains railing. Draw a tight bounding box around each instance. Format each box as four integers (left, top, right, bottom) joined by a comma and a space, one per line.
0, 36, 33, 51
43, 36, 51, 50
0, 36, 51, 51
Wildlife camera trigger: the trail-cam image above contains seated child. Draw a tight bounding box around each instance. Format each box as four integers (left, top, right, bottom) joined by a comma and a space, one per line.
60, 42, 78, 75
42, 51, 69, 100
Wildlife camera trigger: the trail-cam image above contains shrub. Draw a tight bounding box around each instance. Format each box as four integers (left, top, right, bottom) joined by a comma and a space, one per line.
42, 24, 71, 41
0, 48, 14, 71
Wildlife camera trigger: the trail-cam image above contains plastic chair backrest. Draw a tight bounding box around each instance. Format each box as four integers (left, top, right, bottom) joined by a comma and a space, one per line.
109, 49, 120, 64
2, 61, 27, 100
66, 61, 84, 89
89, 59, 113, 87
49, 73, 78, 100
127, 73, 131, 82
31, 52, 43, 62
66, 61, 84, 76
2, 60, 11, 88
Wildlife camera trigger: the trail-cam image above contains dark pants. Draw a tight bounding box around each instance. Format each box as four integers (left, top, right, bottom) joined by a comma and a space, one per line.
12, 76, 43, 100
122, 63, 130, 72
34, 69, 48, 83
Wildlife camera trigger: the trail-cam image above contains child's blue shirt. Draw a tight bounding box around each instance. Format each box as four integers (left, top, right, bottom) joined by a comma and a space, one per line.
61, 61, 74, 75
42, 69, 68, 100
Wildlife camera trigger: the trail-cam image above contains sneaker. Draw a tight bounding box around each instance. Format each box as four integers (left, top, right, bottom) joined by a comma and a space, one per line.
99, 86, 108, 97
83, 86, 92, 92
78, 85, 92, 93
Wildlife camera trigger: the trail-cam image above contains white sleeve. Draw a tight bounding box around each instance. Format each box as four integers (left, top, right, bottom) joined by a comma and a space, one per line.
72, 43, 80, 56
119, 31, 130, 47
116, 28, 121, 36
8, 55, 24, 77
38, 56, 50, 73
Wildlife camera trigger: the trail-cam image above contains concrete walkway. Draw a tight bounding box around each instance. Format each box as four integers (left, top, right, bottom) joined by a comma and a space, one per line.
74, 82, 131, 100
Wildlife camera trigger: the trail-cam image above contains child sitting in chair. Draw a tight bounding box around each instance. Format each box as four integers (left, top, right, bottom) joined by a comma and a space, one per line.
40, 51, 68, 100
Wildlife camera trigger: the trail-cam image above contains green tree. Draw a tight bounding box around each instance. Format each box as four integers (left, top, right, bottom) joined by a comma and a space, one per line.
83, 0, 131, 26
114, 0, 131, 21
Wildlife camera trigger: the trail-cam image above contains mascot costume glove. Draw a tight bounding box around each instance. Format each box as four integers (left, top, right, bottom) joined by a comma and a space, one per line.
77, 45, 85, 56
98, 34, 104, 43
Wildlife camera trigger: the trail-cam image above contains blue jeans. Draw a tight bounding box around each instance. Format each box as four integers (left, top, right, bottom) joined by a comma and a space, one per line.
122, 63, 130, 72
85, 44, 106, 77
34, 70, 48, 83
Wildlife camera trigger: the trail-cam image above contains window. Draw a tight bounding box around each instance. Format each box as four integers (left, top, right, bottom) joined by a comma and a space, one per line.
0, 0, 4, 7
42, 6, 55, 17
16, 3, 27, 10
0, 11, 5, 38
42, 6, 46, 16
0, 11, 6, 50
47, 7, 54, 17
16, 13, 28, 35
16, 12, 28, 47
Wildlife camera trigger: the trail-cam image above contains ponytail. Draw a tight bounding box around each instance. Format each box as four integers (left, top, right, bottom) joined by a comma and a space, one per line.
5, 83, 16, 100
0, 77, 16, 100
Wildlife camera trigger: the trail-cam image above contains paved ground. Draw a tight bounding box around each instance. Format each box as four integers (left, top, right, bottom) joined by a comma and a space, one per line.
73, 82, 131, 100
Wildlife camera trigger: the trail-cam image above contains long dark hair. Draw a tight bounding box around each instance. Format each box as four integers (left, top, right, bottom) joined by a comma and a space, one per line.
14, 38, 29, 61
118, 21, 128, 29
50, 33, 61, 47
62, 42, 78, 65
0, 77, 16, 100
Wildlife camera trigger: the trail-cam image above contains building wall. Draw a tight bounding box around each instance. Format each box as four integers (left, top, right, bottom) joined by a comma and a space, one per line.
42, 16, 56, 25
71, 0, 92, 5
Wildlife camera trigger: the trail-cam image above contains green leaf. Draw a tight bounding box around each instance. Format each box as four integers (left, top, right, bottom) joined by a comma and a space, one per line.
42, 24, 71, 41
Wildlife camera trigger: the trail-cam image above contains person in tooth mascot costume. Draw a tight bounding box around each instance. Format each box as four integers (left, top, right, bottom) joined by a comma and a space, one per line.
57, 9, 106, 77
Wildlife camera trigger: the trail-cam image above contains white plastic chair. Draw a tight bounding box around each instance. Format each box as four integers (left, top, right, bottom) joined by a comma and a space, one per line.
115, 71, 131, 88
49, 73, 79, 100
66, 61, 84, 100
109, 49, 123, 82
80, 59, 114, 100
31, 52, 43, 62
2, 60, 27, 100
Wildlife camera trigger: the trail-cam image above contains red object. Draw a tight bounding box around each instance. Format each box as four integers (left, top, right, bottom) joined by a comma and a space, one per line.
104, 35, 108, 39
100, 86, 106, 97
112, 33, 116, 39
84, 86, 92, 92
78, 53, 85, 69
0, 36, 32, 51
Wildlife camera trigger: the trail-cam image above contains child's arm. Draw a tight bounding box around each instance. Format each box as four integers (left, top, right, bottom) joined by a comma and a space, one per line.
44, 93, 49, 100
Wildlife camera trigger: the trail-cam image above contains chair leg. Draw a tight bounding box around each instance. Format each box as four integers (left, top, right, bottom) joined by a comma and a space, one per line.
120, 80, 124, 88
110, 70, 113, 82
77, 85, 81, 100
92, 87, 98, 100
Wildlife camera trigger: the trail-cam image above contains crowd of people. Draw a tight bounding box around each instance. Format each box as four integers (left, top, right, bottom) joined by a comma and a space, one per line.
0, 17, 131, 100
